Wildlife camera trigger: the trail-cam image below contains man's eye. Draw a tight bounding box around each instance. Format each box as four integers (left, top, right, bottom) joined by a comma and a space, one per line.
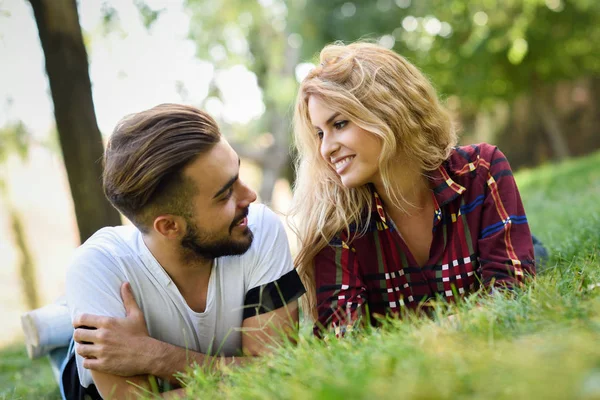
222, 187, 234, 201
334, 120, 348, 130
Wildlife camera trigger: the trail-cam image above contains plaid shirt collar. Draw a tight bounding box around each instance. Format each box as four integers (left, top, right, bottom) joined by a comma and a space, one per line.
370, 163, 467, 226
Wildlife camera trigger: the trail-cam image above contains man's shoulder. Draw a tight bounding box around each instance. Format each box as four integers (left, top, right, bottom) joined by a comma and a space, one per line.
69, 225, 142, 273
246, 203, 286, 246
220, 203, 291, 272
247, 203, 279, 227
76, 225, 138, 253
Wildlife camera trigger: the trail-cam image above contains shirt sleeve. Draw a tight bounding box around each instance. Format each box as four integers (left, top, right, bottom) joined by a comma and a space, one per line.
243, 205, 305, 320
66, 247, 128, 320
314, 241, 367, 337
477, 145, 536, 289
65, 245, 129, 388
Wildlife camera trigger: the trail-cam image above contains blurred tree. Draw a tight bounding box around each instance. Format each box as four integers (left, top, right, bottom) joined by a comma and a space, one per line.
0, 122, 39, 310
290, 0, 600, 161
184, 0, 301, 202
28, 0, 121, 243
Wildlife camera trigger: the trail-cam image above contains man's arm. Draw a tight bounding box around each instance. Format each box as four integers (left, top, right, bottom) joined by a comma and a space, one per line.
75, 206, 304, 385
73, 283, 187, 398
74, 282, 299, 384
138, 300, 299, 380
88, 370, 186, 399
240, 300, 299, 356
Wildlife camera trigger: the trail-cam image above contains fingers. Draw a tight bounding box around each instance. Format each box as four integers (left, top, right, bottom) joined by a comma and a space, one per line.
73, 313, 110, 329
75, 343, 98, 359
73, 326, 99, 344
82, 357, 103, 371
120, 282, 141, 317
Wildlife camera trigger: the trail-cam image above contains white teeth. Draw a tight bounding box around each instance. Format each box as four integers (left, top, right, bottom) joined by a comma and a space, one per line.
334, 156, 353, 170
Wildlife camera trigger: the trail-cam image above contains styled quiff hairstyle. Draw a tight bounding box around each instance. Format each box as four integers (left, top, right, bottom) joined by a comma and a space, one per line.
290, 42, 457, 320
103, 103, 221, 232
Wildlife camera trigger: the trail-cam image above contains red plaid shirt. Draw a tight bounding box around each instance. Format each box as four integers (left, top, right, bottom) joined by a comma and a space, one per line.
313, 143, 535, 335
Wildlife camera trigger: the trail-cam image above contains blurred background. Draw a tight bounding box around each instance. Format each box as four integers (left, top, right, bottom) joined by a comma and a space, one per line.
0, 0, 599, 347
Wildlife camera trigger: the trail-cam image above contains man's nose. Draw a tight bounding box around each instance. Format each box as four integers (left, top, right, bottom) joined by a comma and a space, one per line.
238, 181, 257, 208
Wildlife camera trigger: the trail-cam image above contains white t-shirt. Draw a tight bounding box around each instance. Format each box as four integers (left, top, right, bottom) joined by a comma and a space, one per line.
66, 204, 300, 388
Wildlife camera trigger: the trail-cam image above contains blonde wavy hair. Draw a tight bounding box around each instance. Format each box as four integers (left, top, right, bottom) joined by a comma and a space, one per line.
289, 42, 457, 320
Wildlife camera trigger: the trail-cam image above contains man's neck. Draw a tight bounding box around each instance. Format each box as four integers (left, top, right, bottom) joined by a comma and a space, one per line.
141, 234, 213, 294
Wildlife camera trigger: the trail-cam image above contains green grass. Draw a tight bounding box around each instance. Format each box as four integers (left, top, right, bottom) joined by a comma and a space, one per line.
0, 343, 59, 400
2, 150, 600, 399
177, 150, 600, 400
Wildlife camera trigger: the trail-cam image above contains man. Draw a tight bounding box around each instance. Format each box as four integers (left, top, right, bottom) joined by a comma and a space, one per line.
61, 104, 305, 398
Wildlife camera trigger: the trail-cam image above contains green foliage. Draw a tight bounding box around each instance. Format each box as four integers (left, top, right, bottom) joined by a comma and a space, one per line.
98, 1, 120, 35
134, 0, 164, 29
0, 344, 59, 400
176, 150, 600, 399
0, 122, 31, 196
291, 0, 600, 110
1, 151, 599, 399
516, 150, 600, 264
0, 1, 9, 20
184, 0, 303, 140
186, 0, 267, 67
0, 122, 30, 164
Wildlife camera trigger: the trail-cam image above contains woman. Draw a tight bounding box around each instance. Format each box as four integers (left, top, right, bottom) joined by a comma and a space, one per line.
289, 42, 536, 336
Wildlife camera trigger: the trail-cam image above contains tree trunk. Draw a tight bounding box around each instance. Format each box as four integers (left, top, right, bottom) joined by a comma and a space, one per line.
258, 142, 289, 204
11, 207, 40, 310
0, 180, 40, 310
258, 42, 299, 204
533, 83, 571, 161
29, 0, 121, 243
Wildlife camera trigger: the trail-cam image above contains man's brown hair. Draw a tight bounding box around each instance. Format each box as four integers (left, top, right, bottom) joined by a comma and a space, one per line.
103, 103, 221, 232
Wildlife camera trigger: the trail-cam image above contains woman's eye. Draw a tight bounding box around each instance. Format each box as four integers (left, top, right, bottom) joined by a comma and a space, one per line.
316, 130, 324, 140
334, 120, 348, 130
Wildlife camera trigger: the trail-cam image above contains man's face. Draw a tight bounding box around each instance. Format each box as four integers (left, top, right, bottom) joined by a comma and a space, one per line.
179, 139, 257, 260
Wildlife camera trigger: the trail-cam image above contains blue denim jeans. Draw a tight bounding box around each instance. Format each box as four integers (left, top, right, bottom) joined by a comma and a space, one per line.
532, 235, 549, 268
48, 346, 70, 384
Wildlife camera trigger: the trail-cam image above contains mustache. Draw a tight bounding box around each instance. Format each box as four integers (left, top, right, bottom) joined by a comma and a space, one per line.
231, 207, 250, 228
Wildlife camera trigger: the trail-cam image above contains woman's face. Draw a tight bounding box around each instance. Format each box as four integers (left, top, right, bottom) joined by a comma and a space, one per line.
308, 96, 383, 188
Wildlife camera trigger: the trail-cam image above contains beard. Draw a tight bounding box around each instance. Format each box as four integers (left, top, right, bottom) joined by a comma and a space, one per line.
180, 208, 253, 260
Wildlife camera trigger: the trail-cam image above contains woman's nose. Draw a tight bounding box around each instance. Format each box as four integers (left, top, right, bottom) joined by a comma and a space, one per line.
319, 132, 340, 161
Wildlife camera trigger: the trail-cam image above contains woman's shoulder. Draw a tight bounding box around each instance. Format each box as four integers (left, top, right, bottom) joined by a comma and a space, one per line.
449, 142, 502, 162
324, 218, 378, 252
445, 143, 507, 172
326, 223, 360, 248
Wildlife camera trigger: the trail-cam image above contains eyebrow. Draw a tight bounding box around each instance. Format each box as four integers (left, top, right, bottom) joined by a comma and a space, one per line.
314, 112, 340, 130
213, 158, 241, 199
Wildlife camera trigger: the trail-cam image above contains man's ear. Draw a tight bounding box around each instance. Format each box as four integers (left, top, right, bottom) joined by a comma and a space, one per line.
153, 215, 185, 239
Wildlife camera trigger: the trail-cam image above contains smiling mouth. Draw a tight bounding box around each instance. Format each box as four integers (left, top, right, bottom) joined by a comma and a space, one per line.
230, 208, 249, 232
333, 156, 355, 173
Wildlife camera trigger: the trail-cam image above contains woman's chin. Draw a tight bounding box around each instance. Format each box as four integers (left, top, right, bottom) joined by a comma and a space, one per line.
339, 175, 364, 189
